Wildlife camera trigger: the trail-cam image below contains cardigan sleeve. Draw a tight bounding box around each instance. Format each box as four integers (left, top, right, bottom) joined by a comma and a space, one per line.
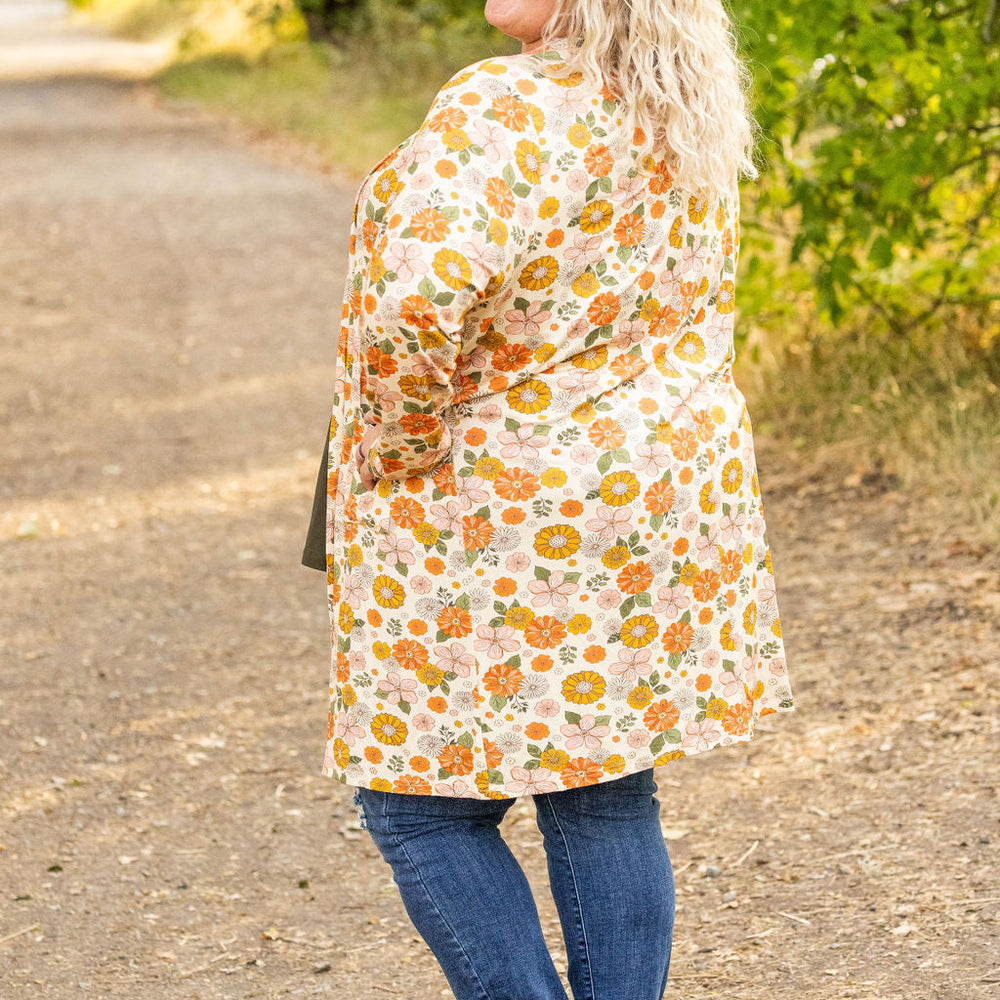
355, 65, 542, 481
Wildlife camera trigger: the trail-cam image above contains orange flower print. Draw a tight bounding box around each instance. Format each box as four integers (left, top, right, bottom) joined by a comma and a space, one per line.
643, 699, 680, 732
410, 207, 450, 242
394, 774, 433, 794
495, 466, 541, 501
427, 106, 468, 132
492, 93, 529, 130
398, 295, 437, 329
587, 292, 621, 326
483, 662, 525, 697
492, 342, 534, 372
485, 177, 516, 218
644, 481, 677, 514
584, 143, 614, 176
670, 428, 698, 461
614, 213, 646, 247
438, 744, 475, 776
588, 418, 627, 449
392, 639, 430, 671
390, 496, 425, 528
692, 570, 721, 602
617, 561, 654, 595
436, 605, 473, 638
524, 615, 568, 649
462, 515, 495, 550
560, 757, 603, 788
662, 622, 694, 654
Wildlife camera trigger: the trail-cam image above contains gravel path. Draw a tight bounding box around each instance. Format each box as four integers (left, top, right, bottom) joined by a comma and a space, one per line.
2, 5, 997, 998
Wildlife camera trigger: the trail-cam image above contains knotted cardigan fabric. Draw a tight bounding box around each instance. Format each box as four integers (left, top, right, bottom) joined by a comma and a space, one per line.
312, 46, 796, 799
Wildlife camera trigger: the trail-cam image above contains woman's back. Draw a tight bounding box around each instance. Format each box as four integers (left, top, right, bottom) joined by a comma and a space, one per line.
323, 46, 795, 798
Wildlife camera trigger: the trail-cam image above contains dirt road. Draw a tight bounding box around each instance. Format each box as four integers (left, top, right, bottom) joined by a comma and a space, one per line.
1, 6, 998, 999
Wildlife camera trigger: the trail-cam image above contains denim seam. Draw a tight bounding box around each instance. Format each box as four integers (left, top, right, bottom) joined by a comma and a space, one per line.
540, 794, 594, 1000
382, 800, 493, 1000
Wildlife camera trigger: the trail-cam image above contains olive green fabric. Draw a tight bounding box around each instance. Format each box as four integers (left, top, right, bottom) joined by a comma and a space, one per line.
301, 425, 330, 572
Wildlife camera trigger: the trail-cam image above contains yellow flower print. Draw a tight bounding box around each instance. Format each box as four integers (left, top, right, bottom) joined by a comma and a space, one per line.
743, 601, 757, 635
627, 685, 653, 709
443, 128, 472, 151
347, 543, 363, 568
720, 619, 738, 651
602, 754, 626, 773
674, 332, 706, 364
333, 738, 350, 768
567, 121, 592, 148
338, 602, 355, 633
699, 481, 717, 514
474, 456, 503, 479
373, 574, 406, 609
417, 664, 445, 686
716, 279, 736, 313
540, 748, 570, 771
678, 561, 699, 586
571, 271, 601, 297
715, 201, 726, 229
705, 696, 729, 721
540, 467, 568, 487
342, 683, 357, 707
507, 377, 552, 413
668, 214, 684, 248
567, 613, 591, 634
372, 168, 400, 204
539, 196, 560, 219
688, 195, 709, 223
519, 255, 559, 291
413, 522, 439, 545
619, 614, 659, 649
534, 523, 582, 559
562, 670, 606, 704
505, 606, 535, 630
433, 248, 473, 290
371, 712, 408, 746
370, 777, 393, 792
772, 617, 783, 638
579, 199, 613, 234
515, 139, 543, 183
722, 457, 743, 494
601, 545, 630, 569
488, 217, 509, 246
572, 345, 608, 370
599, 470, 640, 507
372, 641, 392, 660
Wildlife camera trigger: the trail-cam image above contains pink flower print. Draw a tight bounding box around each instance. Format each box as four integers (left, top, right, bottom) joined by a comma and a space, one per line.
435, 779, 474, 796
411, 575, 433, 595
475, 403, 503, 423
557, 367, 601, 395
658, 264, 684, 298
681, 511, 699, 532
611, 172, 645, 209
382, 671, 418, 705
505, 301, 552, 337
474, 624, 521, 659
567, 316, 590, 341
413, 713, 436, 732
566, 167, 591, 192
506, 766, 560, 795
597, 588, 622, 610
585, 504, 634, 542
527, 569, 580, 608
434, 642, 475, 678
717, 668, 741, 699
564, 233, 604, 266
631, 441, 671, 475
627, 729, 651, 748
429, 497, 473, 533
535, 698, 561, 718
569, 443, 599, 466
334, 712, 364, 747
701, 649, 721, 670
384, 240, 429, 283
560, 715, 611, 750
342, 570, 368, 611
694, 527, 720, 562
497, 424, 548, 460
682, 719, 722, 752
718, 510, 747, 544
652, 586, 690, 617
612, 318, 646, 349
505, 551, 532, 572
382, 531, 416, 565
769, 657, 788, 677
469, 119, 513, 162
609, 647, 653, 683
453, 473, 491, 505
367, 379, 402, 413
678, 240, 711, 274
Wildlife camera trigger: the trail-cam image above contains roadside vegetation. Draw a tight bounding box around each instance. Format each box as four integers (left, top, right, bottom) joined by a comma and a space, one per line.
71, 0, 1000, 537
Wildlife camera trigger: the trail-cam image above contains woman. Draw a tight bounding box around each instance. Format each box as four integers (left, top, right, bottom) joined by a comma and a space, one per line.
302, 1, 796, 996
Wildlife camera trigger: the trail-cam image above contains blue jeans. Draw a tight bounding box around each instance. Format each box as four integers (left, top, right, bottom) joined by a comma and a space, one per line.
354, 769, 675, 1000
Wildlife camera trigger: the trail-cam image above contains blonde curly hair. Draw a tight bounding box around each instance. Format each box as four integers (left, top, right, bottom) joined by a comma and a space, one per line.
544, 0, 762, 198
